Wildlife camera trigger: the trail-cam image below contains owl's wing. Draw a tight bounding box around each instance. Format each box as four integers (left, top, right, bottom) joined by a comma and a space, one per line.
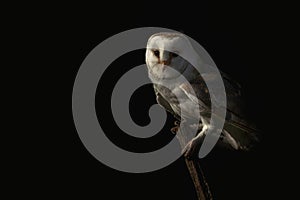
180, 73, 260, 150
221, 72, 244, 117
179, 74, 211, 109
153, 86, 180, 120
180, 73, 243, 116
179, 77, 212, 122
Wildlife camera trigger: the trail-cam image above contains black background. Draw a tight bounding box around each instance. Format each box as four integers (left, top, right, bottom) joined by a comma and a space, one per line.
12, 2, 290, 200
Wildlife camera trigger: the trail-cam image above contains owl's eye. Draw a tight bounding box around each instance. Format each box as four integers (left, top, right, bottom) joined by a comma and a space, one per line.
171, 52, 179, 58
153, 50, 160, 58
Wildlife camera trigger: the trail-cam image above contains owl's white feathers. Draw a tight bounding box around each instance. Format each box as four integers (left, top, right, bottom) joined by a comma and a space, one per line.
145, 32, 259, 156
146, 32, 199, 81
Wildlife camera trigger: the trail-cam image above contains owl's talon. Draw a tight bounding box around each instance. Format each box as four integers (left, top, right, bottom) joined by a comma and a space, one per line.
171, 126, 178, 134
170, 121, 181, 134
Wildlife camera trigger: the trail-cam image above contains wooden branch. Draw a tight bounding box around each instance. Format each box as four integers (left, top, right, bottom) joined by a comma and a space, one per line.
176, 126, 213, 200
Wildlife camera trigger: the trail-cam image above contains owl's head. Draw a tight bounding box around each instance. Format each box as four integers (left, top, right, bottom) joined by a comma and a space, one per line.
146, 32, 194, 80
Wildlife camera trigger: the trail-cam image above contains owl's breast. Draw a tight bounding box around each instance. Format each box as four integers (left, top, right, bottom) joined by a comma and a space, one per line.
154, 84, 202, 120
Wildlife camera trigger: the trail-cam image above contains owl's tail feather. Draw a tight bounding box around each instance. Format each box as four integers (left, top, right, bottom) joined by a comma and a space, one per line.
222, 120, 260, 150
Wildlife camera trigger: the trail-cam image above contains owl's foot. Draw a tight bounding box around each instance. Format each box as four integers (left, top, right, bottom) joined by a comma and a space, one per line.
171, 121, 180, 134
171, 127, 178, 134
182, 124, 208, 159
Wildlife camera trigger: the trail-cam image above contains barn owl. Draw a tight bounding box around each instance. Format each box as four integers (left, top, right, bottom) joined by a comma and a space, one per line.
145, 32, 259, 159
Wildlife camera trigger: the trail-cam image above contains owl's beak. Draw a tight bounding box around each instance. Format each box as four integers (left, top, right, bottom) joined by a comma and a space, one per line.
161, 59, 171, 65
159, 51, 172, 65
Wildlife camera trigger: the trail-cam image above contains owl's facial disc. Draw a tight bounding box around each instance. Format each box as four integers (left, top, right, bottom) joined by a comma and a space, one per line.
146, 33, 193, 80
149, 48, 188, 79
152, 49, 178, 65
